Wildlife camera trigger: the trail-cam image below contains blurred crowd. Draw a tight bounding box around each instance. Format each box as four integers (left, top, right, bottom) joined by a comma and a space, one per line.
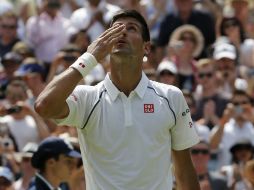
0, 0, 254, 189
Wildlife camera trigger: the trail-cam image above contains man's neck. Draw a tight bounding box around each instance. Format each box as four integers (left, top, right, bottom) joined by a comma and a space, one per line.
179, 11, 191, 23
110, 56, 142, 96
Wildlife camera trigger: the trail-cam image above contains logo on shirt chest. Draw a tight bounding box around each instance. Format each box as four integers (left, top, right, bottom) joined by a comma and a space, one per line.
144, 104, 154, 113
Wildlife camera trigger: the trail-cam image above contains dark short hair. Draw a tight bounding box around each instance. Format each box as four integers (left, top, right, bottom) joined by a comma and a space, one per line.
110, 9, 150, 42
220, 17, 245, 43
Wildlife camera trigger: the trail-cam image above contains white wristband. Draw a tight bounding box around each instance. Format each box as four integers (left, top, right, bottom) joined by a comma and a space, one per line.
70, 52, 98, 78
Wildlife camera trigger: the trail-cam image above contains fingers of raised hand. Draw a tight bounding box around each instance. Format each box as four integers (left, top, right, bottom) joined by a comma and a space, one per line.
99, 23, 125, 38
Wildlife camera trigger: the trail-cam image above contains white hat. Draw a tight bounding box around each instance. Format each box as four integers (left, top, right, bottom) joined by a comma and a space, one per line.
0, 167, 14, 182
213, 43, 236, 60
157, 60, 177, 75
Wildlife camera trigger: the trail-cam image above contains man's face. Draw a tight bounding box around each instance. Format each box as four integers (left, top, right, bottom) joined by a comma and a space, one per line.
191, 143, 210, 170
111, 17, 149, 58
6, 86, 27, 105
52, 155, 76, 181
174, 0, 193, 13
196, 64, 215, 87
0, 17, 17, 40
216, 58, 236, 81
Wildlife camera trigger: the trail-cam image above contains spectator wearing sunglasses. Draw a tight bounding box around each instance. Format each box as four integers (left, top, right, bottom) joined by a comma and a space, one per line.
194, 58, 229, 129
210, 89, 254, 168
0, 11, 20, 59
191, 140, 228, 190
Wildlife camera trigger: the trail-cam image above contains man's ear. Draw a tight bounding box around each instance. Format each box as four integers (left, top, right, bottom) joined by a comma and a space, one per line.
144, 41, 151, 57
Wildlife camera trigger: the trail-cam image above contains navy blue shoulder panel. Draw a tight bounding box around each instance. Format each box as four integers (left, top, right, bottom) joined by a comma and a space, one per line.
147, 86, 176, 125
81, 88, 107, 129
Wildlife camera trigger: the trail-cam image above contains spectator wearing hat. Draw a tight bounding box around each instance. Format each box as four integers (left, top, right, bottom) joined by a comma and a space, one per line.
219, 17, 254, 68
0, 11, 20, 59
210, 89, 254, 168
157, 59, 178, 86
213, 42, 238, 99
14, 142, 37, 190
194, 58, 229, 129
157, 0, 215, 61
220, 139, 254, 189
14, 58, 59, 133
0, 166, 14, 190
26, 0, 71, 67
167, 24, 204, 91
11, 42, 35, 59
15, 57, 46, 99
29, 136, 81, 190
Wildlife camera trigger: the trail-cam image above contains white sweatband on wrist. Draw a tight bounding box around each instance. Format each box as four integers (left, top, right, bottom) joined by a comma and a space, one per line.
70, 52, 98, 78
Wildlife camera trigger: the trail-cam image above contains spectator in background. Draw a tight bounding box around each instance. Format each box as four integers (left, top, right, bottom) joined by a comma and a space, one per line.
219, 17, 254, 68
194, 58, 229, 129
29, 137, 81, 190
69, 29, 91, 53
26, 0, 70, 72
14, 58, 59, 133
167, 24, 204, 91
0, 166, 14, 190
70, 0, 120, 41
220, 139, 254, 189
14, 142, 37, 190
210, 89, 254, 168
238, 159, 254, 189
0, 80, 50, 151
213, 42, 238, 99
0, 52, 23, 100
11, 42, 34, 60
142, 0, 171, 41
157, 0, 215, 61
191, 141, 229, 190
156, 59, 178, 86
46, 44, 82, 83
14, 57, 46, 100
0, 11, 20, 59
227, 0, 252, 33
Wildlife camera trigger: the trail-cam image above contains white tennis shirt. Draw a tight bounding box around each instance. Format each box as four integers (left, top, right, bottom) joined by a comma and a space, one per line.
57, 72, 199, 190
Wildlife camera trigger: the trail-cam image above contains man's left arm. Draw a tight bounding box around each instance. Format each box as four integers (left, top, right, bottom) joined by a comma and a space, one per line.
172, 149, 200, 190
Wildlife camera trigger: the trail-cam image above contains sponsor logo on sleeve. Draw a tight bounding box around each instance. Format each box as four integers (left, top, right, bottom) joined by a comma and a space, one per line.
182, 108, 190, 116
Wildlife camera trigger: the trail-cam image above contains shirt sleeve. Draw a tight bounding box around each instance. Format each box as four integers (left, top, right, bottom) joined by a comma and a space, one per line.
170, 90, 200, 150
55, 86, 92, 128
